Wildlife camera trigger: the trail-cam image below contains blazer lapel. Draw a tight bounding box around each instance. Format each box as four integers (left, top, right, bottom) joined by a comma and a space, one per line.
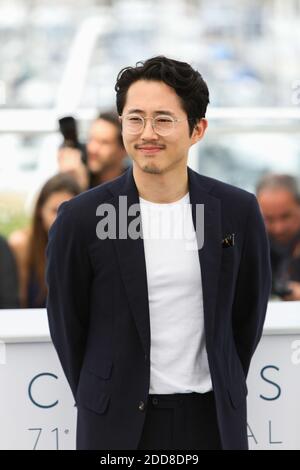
188, 167, 222, 341
108, 169, 151, 358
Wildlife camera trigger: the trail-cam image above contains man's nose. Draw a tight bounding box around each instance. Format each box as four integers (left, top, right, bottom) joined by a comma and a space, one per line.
272, 221, 286, 237
140, 118, 159, 140
87, 141, 99, 156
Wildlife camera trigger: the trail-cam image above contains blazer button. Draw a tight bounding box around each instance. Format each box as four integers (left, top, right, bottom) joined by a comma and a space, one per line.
138, 401, 145, 411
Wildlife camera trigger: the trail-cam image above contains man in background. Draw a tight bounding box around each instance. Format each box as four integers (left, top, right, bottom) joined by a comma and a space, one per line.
257, 173, 300, 300
87, 111, 129, 188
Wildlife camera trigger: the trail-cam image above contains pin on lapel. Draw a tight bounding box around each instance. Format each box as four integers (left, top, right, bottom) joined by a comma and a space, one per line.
222, 233, 235, 248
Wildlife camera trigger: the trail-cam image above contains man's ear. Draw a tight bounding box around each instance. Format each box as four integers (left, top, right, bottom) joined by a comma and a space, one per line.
191, 118, 208, 145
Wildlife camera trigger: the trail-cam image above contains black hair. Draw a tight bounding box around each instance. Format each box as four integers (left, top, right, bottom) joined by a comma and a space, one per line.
97, 111, 124, 148
115, 56, 209, 136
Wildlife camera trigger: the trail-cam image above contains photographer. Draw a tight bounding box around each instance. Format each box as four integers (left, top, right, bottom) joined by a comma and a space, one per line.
87, 111, 128, 188
256, 174, 300, 301
57, 116, 89, 191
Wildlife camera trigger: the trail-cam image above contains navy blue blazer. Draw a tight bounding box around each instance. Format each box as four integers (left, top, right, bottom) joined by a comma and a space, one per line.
46, 166, 272, 450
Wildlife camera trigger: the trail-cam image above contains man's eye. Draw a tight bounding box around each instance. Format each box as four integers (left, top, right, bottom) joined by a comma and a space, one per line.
128, 117, 141, 121
157, 118, 172, 123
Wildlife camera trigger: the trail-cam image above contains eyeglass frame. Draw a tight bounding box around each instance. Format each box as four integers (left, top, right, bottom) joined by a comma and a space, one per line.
119, 113, 198, 136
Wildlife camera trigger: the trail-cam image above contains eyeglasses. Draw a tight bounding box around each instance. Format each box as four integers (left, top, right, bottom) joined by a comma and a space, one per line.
120, 113, 190, 136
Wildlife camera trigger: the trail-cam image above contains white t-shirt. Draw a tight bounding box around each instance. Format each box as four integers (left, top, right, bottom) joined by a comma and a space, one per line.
139, 192, 212, 394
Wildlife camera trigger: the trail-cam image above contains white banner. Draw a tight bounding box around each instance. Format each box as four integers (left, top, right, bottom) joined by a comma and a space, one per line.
0, 302, 299, 450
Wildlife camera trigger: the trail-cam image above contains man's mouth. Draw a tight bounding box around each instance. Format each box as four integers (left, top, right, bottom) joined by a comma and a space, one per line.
88, 154, 99, 161
136, 146, 165, 154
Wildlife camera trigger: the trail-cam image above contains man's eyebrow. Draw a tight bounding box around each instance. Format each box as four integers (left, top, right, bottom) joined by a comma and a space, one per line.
126, 108, 176, 116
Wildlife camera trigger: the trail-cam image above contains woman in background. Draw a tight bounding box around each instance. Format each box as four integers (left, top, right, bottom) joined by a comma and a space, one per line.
0, 234, 19, 308
9, 173, 81, 308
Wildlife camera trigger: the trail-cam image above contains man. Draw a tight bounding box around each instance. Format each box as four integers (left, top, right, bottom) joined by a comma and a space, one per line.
257, 174, 300, 301
0, 234, 19, 308
46, 56, 271, 450
87, 111, 129, 188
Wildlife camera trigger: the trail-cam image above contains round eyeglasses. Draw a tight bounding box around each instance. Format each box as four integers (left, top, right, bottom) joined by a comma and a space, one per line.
120, 113, 190, 136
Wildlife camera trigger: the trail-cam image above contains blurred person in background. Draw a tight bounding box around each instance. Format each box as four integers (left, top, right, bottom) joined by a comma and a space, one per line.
57, 116, 89, 191
87, 111, 129, 188
256, 174, 300, 301
9, 173, 81, 308
0, 235, 19, 308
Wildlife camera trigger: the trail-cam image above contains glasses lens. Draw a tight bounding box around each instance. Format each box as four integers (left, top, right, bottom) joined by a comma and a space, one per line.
154, 116, 174, 135
124, 115, 144, 134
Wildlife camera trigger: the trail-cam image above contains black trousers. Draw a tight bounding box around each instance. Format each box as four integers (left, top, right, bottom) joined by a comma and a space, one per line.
137, 391, 222, 450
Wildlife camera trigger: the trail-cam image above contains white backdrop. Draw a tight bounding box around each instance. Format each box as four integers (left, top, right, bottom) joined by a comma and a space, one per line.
0, 301, 299, 450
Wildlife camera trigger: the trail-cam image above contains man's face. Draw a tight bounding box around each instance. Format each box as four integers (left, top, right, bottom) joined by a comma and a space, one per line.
120, 80, 207, 175
258, 189, 300, 245
87, 119, 123, 174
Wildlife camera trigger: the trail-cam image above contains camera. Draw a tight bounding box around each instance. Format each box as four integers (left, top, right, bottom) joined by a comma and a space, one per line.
58, 116, 87, 164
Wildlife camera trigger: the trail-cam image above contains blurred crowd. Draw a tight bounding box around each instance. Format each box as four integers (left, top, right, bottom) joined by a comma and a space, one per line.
1, 113, 300, 308
0, 110, 129, 308
256, 174, 300, 302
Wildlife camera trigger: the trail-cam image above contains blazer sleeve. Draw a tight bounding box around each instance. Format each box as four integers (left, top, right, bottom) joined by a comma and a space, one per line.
232, 194, 272, 378
45, 200, 93, 399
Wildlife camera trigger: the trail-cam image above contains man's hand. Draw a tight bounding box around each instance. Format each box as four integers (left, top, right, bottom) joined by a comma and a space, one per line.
57, 147, 88, 190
